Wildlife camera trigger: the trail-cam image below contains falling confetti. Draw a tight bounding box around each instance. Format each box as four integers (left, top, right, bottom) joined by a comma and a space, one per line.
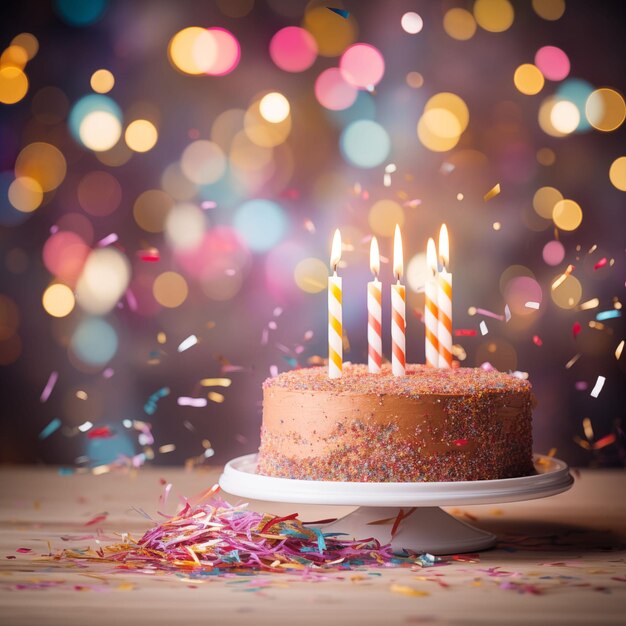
177, 335, 198, 352
39, 418, 61, 440
40, 371, 58, 403
483, 183, 501, 201
589, 376, 606, 398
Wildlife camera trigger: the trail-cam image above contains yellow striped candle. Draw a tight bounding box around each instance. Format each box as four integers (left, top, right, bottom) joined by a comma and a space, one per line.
425, 237, 439, 368
328, 229, 343, 378
391, 225, 406, 377
437, 224, 453, 368
367, 237, 382, 373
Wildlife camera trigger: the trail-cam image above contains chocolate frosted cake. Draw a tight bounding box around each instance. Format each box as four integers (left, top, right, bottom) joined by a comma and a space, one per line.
256, 364, 534, 482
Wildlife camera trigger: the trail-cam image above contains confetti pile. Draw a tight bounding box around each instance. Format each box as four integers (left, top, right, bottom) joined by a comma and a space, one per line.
55, 487, 444, 575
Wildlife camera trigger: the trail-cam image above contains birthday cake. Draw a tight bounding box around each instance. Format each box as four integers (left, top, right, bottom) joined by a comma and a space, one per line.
256, 364, 534, 482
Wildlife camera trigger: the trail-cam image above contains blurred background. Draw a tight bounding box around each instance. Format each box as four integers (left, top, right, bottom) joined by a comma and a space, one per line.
0, 0, 624, 471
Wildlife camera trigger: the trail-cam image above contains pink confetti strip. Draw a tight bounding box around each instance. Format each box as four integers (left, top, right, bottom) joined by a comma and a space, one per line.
40, 371, 58, 403
177, 397, 208, 408
475, 308, 505, 321
97, 233, 118, 247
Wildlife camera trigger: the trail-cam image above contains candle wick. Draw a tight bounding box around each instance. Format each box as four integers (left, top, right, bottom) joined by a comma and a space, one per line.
333, 267, 338, 277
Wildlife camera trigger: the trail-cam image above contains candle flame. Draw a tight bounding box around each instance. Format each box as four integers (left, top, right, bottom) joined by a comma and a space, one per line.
369, 236, 380, 276
393, 224, 403, 281
330, 229, 342, 272
439, 224, 449, 270
426, 237, 437, 274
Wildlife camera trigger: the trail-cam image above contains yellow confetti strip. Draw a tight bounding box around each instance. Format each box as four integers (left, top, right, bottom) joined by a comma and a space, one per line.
208, 391, 225, 403
484, 183, 501, 201
582, 417, 594, 440
615, 340, 624, 360
390, 584, 430, 597
200, 378, 232, 387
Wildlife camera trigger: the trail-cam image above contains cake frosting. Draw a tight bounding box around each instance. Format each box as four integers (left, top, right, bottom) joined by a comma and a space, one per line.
256, 364, 534, 482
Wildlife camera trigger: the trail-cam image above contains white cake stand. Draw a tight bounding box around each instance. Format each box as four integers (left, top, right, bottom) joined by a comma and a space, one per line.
219, 453, 573, 555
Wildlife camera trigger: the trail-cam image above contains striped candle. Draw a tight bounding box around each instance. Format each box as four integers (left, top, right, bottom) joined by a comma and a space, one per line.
391, 225, 406, 376
328, 229, 343, 378
367, 237, 382, 373
437, 224, 453, 368
425, 237, 439, 368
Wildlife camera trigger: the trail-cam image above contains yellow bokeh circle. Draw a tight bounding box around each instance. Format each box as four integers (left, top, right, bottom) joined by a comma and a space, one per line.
153, 272, 189, 308
609, 156, 626, 191
585, 88, 626, 132
513, 64, 544, 95
42, 284, 75, 318
551, 274, 582, 309
552, 199, 583, 231
443, 8, 477, 41
294, 257, 328, 293
90, 69, 115, 93
368, 199, 404, 237
473, 0, 514, 33
533, 186, 563, 219
125, 119, 158, 152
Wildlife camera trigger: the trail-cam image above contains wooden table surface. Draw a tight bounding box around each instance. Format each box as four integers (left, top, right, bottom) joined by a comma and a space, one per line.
0, 466, 625, 626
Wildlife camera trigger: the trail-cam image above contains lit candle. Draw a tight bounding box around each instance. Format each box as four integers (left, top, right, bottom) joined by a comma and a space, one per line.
391, 224, 406, 377
425, 237, 439, 368
328, 229, 343, 379
367, 237, 382, 374
437, 224, 453, 368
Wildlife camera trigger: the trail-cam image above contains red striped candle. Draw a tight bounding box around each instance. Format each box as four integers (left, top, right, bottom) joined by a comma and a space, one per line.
425, 237, 439, 368
437, 224, 453, 368
367, 237, 382, 373
391, 225, 406, 376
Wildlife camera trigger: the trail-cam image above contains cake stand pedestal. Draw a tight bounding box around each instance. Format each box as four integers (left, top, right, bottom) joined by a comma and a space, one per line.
219, 454, 573, 555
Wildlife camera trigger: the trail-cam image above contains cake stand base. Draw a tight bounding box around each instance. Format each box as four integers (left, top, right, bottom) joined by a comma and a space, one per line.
219, 453, 573, 555
312, 506, 495, 555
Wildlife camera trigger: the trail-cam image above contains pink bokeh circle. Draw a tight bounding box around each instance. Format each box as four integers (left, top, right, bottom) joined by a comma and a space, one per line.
340, 43, 385, 89
42, 231, 90, 286
269, 26, 317, 72
542, 240, 565, 266
534, 46, 570, 81
315, 67, 357, 111
205, 28, 240, 76
503, 276, 543, 316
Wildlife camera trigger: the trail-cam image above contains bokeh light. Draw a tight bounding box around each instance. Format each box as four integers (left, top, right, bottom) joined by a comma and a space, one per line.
585, 88, 626, 132
54, 0, 107, 26
550, 99, 580, 134
406, 71, 424, 88
401, 12, 423, 34
269, 26, 317, 72
368, 200, 404, 237
0, 66, 28, 104
0, 294, 20, 340
75, 248, 131, 315
168, 27, 217, 75
503, 275, 543, 316
315, 67, 357, 111
294, 258, 328, 293
303, 3, 357, 57
15, 142, 66, 191
204, 28, 241, 76
609, 156, 626, 191
8, 177, 43, 213
125, 119, 158, 152
532, 0, 566, 21
473, 0, 514, 33
551, 274, 582, 309
535, 46, 570, 81
70, 317, 118, 367
181, 140, 226, 185
443, 8, 477, 40
42, 283, 75, 318
513, 64, 544, 95
533, 186, 563, 218
77, 170, 122, 216
42, 231, 90, 286
133, 189, 173, 232
11, 32, 38, 59
165, 203, 206, 251
552, 199, 583, 230
340, 120, 390, 168
259, 92, 290, 123
556, 79, 594, 131
340, 43, 385, 89
542, 240, 565, 266
233, 199, 287, 252
90, 69, 114, 93
153, 272, 189, 308
79, 110, 122, 151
